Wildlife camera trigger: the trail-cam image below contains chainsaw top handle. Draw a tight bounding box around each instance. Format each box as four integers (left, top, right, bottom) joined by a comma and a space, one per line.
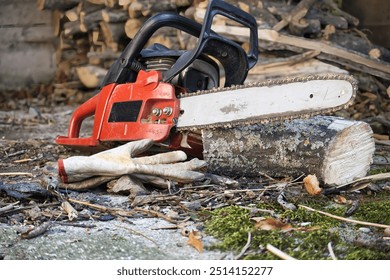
101, 0, 258, 88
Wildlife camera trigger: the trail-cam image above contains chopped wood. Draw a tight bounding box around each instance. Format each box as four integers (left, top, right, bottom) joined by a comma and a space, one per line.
99, 21, 126, 51
272, 0, 315, 32
65, 5, 79, 21
102, 8, 128, 22
124, 17, 146, 38
37, 0, 81, 11
80, 8, 104, 32
76, 65, 107, 88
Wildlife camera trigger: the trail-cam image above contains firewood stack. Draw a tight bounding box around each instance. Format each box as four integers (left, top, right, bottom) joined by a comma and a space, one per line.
37, 0, 390, 131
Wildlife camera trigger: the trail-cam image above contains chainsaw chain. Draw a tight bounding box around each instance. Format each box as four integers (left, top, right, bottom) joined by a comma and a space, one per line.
177, 73, 358, 132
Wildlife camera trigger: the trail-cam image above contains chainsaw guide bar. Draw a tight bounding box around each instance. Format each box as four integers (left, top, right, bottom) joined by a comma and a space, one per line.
177, 73, 357, 131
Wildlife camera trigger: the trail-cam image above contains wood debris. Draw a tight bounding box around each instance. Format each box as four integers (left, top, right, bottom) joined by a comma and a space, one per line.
303, 174, 322, 195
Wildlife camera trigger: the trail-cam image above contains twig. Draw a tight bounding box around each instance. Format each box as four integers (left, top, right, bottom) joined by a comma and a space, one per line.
298, 204, 390, 229
67, 197, 135, 218
335, 172, 390, 189
327, 242, 338, 260
266, 244, 296, 260
20, 222, 53, 239
6, 150, 26, 158
0, 172, 33, 177
224, 183, 288, 194
13, 158, 33, 163
117, 224, 159, 247
0, 202, 60, 216
55, 222, 96, 228
133, 207, 177, 224
235, 232, 252, 260
0, 201, 20, 214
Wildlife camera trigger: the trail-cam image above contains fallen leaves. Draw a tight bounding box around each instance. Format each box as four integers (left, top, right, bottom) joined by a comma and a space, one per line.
253, 217, 292, 231
187, 230, 203, 253
252, 216, 320, 233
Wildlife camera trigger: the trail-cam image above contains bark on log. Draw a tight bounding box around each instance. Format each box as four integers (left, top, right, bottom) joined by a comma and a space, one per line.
100, 21, 126, 51
37, 0, 81, 11
202, 116, 375, 186
102, 8, 128, 22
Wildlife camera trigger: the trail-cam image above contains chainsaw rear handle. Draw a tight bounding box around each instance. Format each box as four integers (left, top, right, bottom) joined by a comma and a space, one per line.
163, 0, 258, 83
205, 0, 258, 69
102, 0, 258, 87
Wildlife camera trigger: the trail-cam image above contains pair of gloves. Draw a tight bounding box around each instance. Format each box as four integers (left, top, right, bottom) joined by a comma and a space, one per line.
58, 139, 206, 186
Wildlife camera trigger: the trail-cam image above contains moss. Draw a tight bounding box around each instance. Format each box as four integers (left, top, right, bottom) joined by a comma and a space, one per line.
203, 191, 390, 260
352, 192, 390, 225
344, 247, 390, 260
368, 167, 390, 175
204, 206, 253, 251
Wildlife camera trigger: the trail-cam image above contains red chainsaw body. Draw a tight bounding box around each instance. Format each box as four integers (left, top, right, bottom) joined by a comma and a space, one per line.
56, 70, 185, 150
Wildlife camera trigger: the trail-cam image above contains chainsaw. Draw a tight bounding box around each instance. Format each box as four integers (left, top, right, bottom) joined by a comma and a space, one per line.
56, 0, 357, 158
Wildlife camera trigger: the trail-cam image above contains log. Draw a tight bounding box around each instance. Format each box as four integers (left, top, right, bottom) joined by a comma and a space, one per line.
64, 20, 82, 36
202, 116, 375, 186
272, 0, 315, 32
102, 8, 128, 22
80, 9, 104, 32
124, 17, 146, 38
128, 0, 192, 18
37, 0, 81, 11
99, 21, 126, 51
76, 65, 107, 88
65, 6, 79, 21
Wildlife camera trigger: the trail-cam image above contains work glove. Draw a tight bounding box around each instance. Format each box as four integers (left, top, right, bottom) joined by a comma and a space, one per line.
58, 139, 206, 184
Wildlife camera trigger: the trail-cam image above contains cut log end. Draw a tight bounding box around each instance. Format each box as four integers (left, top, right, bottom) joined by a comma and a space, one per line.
322, 120, 375, 185
202, 116, 375, 187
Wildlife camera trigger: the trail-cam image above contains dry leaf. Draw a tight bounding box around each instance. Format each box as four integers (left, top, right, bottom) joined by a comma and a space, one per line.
61, 201, 78, 221
188, 230, 203, 253
334, 195, 347, 204
253, 217, 292, 232
303, 174, 322, 195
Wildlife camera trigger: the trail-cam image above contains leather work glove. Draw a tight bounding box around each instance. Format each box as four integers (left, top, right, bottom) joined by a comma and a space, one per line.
58, 139, 206, 184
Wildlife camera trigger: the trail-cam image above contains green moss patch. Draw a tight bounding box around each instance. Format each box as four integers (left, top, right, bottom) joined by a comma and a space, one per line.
204, 191, 390, 260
